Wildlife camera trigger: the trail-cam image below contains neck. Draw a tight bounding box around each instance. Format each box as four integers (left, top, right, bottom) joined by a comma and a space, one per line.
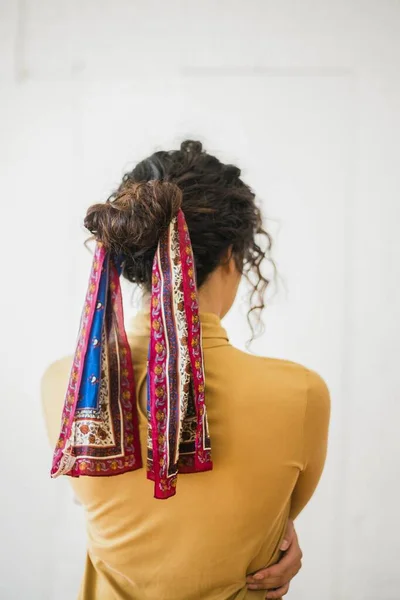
198, 281, 225, 318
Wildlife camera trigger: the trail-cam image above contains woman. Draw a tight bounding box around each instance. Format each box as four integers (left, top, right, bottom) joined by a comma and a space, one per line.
42, 140, 330, 599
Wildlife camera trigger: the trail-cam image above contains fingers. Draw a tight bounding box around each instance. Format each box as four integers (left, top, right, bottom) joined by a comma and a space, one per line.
247, 568, 269, 583
246, 550, 302, 590
280, 539, 290, 551
279, 519, 295, 551
259, 548, 301, 580
247, 521, 303, 593
263, 538, 303, 579
247, 580, 291, 595
265, 583, 290, 599
247, 570, 297, 590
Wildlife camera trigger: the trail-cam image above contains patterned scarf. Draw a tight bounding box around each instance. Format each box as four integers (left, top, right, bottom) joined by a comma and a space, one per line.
51, 209, 212, 499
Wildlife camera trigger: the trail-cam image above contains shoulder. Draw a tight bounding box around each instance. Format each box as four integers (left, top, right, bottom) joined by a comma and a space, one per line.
304, 367, 331, 423
41, 356, 73, 446
41, 356, 73, 405
226, 346, 330, 410
305, 367, 330, 399
227, 345, 311, 385
42, 356, 73, 384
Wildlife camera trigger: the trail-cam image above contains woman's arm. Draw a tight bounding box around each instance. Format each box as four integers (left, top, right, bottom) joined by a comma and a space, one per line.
246, 369, 330, 597
290, 369, 331, 520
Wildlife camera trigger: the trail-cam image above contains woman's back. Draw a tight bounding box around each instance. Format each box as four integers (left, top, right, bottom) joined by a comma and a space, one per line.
42, 312, 330, 600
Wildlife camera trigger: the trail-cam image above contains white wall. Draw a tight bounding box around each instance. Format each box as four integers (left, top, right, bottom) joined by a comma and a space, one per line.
1, 1, 399, 599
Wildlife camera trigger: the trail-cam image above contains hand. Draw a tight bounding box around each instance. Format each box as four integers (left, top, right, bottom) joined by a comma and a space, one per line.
246, 520, 302, 598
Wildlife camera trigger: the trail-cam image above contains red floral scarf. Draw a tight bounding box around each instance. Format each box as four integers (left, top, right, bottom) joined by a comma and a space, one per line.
51, 209, 212, 499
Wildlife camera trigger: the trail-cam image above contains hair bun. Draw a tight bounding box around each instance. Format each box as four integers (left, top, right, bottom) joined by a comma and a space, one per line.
180, 140, 203, 155
84, 181, 182, 254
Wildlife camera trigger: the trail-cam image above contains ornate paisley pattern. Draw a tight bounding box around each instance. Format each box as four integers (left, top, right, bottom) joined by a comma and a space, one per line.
148, 211, 212, 498
51, 210, 212, 499
51, 245, 142, 477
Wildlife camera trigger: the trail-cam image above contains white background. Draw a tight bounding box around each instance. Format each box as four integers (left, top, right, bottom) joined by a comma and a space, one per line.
1, 1, 399, 599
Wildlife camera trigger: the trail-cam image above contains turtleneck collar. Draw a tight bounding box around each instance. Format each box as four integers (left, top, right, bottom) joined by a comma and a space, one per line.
129, 310, 230, 349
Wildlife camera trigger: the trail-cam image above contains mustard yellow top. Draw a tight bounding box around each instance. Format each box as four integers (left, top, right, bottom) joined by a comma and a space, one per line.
42, 312, 330, 600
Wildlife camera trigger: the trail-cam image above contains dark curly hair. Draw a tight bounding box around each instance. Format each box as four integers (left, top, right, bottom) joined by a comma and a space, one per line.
85, 140, 274, 339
